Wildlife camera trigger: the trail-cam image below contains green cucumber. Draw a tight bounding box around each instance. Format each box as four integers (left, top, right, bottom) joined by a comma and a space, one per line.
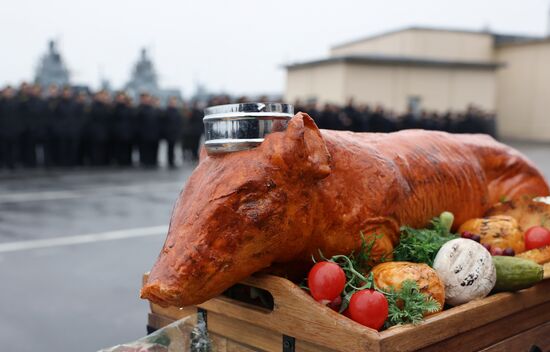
492, 256, 544, 292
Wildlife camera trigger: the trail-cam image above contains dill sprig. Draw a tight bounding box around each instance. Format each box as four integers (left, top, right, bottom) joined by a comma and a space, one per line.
383, 279, 441, 328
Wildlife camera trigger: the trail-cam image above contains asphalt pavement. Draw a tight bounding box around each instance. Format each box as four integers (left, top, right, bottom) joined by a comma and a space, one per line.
0, 165, 195, 352
0, 142, 549, 352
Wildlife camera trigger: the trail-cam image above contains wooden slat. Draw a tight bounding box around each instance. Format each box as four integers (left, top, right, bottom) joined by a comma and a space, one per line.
296, 340, 340, 352
148, 313, 258, 352
379, 279, 550, 351
209, 333, 228, 352
148, 312, 175, 330
207, 311, 282, 351
225, 339, 258, 352
480, 322, 550, 352
417, 301, 550, 352
143, 272, 550, 352
150, 310, 337, 352
197, 275, 380, 352
150, 303, 196, 320
145, 272, 376, 352
203, 312, 336, 352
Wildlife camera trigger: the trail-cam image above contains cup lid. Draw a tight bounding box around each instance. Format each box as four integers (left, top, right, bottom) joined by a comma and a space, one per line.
204, 103, 294, 120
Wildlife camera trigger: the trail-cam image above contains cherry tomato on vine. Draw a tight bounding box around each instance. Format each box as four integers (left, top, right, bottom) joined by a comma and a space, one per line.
525, 226, 550, 250
307, 262, 346, 303
348, 289, 388, 331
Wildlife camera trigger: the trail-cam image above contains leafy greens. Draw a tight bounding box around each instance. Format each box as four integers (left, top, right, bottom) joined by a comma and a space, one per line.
393, 216, 457, 267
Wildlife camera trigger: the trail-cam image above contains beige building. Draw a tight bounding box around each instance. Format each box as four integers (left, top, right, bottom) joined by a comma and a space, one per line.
285, 27, 550, 141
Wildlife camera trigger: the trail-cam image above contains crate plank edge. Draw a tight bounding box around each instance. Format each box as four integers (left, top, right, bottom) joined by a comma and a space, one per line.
143, 273, 550, 352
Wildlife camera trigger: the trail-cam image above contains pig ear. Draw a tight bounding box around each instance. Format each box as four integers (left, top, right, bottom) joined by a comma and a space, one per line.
286, 112, 331, 179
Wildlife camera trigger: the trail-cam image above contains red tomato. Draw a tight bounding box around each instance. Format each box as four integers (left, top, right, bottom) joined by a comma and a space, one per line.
308, 262, 346, 303
348, 290, 388, 331
525, 226, 550, 250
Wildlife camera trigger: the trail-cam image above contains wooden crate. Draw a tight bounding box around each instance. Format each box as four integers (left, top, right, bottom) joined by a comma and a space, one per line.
144, 274, 550, 352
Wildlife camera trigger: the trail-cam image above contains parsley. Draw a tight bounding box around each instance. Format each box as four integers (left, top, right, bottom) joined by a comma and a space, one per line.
393, 216, 457, 267
384, 279, 441, 328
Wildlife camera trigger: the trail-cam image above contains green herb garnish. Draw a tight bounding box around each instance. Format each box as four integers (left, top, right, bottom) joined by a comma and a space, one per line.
384, 279, 441, 328
310, 233, 381, 312
307, 227, 444, 329
335, 232, 384, 272
393, 216, 457, 267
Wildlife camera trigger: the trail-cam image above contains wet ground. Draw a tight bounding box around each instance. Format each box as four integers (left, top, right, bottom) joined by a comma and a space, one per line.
0, 165, 195, 352
0, 142, 549, 352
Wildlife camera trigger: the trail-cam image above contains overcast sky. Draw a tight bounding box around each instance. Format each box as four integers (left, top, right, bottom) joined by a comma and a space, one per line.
1, 0, 549, 96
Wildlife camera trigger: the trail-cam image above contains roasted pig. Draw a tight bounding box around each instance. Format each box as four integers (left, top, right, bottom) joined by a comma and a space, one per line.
142, 113, 549, 307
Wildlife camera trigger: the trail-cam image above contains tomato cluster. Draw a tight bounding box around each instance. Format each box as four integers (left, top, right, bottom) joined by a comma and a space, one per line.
307, 262, 388, 331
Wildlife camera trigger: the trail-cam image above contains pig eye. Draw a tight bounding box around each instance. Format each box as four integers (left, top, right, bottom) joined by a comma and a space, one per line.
237, 180, 260, 192
237, 179, 276, 193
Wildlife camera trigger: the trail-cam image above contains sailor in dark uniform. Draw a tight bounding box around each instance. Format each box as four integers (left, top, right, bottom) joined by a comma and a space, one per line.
42, 85, 60, 167
162, 96, 183, 168
88, 90, 111, 166
137, 93, 160, 167
17, 82, 34, 167
181, 101, 203, 161
111, 92, 134, 167
189, 101, 204, 160
0, 86, 24, 169
399, 107, 417, 130
319, 103, 336, 130
53, 87, 80, 166
343, 98, 362, 132
72, 91, 88, 166
0, 86, 19, 169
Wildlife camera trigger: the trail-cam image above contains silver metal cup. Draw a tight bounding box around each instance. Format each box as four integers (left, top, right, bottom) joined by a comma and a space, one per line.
203, 103, 294, 154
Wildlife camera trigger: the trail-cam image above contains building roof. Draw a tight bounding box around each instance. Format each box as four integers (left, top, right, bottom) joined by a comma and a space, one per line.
331, 26, 545, 50
285, 54, 501, 70
494, 35, 550, 47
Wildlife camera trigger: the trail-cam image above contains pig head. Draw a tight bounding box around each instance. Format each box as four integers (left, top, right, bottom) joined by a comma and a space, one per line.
141, 114, 333, 307
141, 113, 549, 307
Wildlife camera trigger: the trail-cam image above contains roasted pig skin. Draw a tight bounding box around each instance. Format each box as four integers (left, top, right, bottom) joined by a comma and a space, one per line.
141, 113, 549, 307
